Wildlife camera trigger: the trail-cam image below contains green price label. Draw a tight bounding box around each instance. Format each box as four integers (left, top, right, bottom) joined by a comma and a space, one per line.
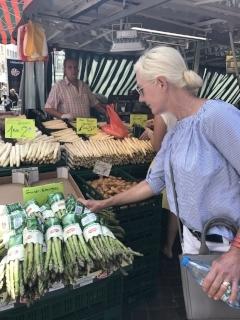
76, 118, 97, 135
5, 118, 35, 139
23, 182, 64, 206
130, 114, 148, 127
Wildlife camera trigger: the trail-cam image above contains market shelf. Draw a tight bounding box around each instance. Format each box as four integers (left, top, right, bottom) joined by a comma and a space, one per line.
0, 160, 66, 177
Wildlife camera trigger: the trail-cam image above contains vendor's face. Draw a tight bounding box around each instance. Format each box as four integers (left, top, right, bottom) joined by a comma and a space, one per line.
64, 60, 79, 82
136, 72, 168, 115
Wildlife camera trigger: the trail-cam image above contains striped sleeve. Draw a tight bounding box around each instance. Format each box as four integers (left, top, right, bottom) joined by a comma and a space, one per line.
145, 146, 166, 195
203, 102, 240, 175
45, 83, 60, 110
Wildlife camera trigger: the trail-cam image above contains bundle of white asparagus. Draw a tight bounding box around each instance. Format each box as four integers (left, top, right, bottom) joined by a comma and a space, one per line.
0, 141, 60, 167
17, 129, 58, 145
64, 137, 155, 168
89, 130, 114, 141
50, 128, 79, 143
42, 119, 68, 130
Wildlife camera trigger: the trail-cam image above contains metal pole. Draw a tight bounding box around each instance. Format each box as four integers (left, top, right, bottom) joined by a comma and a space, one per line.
193, 41, 201, 73
229, 30, 240, 88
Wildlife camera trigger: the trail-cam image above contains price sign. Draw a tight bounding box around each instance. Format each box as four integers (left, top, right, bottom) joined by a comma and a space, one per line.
12, 167, 39, 185
5, 118, 35, 139
93, 161, 112, 177
130, 114, 147, 127
76, 118, 97, 135
23, 182, 64, 205
72, 275, 94, 289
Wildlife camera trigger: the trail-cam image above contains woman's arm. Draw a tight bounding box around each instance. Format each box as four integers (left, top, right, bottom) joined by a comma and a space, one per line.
140, 115, 167, 152
152, 115, 167, 152
80, 180, 155, 212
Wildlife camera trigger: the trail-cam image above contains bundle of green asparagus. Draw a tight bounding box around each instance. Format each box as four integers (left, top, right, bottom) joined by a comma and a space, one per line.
79, 207, 142, 272
41, 205, 64, 281
0, 193, 142, 307
48, 193, 66, 220
5, 233, 24, 301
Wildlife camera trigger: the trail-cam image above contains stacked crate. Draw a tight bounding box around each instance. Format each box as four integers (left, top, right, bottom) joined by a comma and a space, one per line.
72, 166, 163, 307
2, 274, 123, 320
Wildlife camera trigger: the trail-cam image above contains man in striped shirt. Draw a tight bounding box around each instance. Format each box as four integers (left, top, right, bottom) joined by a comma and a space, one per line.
45, 58, 103, 120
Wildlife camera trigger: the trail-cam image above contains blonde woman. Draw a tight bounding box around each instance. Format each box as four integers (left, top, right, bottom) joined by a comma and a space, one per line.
140, 114, 178, 258
80, 46, 240, 304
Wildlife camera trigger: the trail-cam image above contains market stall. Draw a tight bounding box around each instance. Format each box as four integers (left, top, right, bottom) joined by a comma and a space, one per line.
1, 1, 240, 320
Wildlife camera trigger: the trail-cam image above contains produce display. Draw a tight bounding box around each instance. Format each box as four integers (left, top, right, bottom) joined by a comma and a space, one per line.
0, 193, 141, 305
64, 137, 154, 168
89, 176, 138, 198
42, 119, 68, 130
89, 130, 114, 141
0, 140, 60, 167
50, 128, 79, 143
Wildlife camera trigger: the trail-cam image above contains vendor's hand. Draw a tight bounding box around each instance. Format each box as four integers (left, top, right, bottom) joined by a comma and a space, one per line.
61, 113, 72, 120
78, 197, 107, 213
202, 246, 240, 303
145, 119, 154, 129
139, 128, 153, 140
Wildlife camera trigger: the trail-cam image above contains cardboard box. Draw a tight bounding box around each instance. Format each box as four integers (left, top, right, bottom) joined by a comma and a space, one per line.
0, 167, 84, 205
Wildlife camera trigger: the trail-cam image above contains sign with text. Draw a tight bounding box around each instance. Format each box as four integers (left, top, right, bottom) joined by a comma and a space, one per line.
5, 118, 35, 139
130, 114, 147, 127
23, 182, 64, 205
76, 118, 97, 135
93, 161, 112, 177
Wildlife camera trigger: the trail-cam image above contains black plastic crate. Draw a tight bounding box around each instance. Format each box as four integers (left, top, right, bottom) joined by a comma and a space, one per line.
118, 164, 150, 180
1, 275, 123, 320
56, 305, 122, 320
123, 267, 158, 306
131, 244, 160, 270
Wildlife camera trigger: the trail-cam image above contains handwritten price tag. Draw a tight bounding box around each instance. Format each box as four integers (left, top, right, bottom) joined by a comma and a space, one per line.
23, 182, 64, 206
130, 114, 147, 127
5, 118, 35, 139
76, 118, 97, 135
93, 160, 112, 177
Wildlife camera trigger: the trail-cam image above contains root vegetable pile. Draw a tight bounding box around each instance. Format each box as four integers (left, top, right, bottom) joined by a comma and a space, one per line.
89, 176, 138, 198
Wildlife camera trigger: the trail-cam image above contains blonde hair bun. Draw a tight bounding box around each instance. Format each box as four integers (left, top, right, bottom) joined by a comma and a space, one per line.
183, 70, 203, 90
134, 46, 203, 91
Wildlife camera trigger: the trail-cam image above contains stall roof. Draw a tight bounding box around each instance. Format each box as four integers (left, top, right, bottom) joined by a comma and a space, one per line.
0, 0, 31, 44
15, 0, 240, 66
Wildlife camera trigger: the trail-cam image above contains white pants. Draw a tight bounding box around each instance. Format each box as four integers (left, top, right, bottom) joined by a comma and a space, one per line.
182, 226, 230, 254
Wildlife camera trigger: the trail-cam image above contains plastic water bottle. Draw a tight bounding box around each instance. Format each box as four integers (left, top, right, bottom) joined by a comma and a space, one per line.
181, 256, 240, 309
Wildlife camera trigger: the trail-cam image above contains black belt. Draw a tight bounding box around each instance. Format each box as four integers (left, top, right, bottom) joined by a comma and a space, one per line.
189, 229, 224, 243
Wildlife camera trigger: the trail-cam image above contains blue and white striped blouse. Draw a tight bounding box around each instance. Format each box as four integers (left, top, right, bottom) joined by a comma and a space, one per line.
146, 99, 240, 239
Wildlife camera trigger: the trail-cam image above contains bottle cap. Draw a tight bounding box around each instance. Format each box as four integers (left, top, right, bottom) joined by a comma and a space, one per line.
181, 256, 190, 267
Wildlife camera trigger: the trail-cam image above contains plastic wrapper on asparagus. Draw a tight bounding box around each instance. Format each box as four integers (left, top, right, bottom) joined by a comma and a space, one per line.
0, 194, 142, 309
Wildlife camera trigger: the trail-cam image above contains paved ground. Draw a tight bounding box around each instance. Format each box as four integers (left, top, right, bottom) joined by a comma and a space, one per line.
124, 240, 187, 320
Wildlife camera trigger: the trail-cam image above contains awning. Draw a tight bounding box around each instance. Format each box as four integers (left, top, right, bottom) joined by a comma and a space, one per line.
0, 0, 31, 44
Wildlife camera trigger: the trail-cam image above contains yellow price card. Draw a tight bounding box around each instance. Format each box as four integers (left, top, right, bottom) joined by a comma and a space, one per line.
5, 118, 35, 139
130, 114, 147, 127
76, 118, 97, 135
23, 182, 64, 206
